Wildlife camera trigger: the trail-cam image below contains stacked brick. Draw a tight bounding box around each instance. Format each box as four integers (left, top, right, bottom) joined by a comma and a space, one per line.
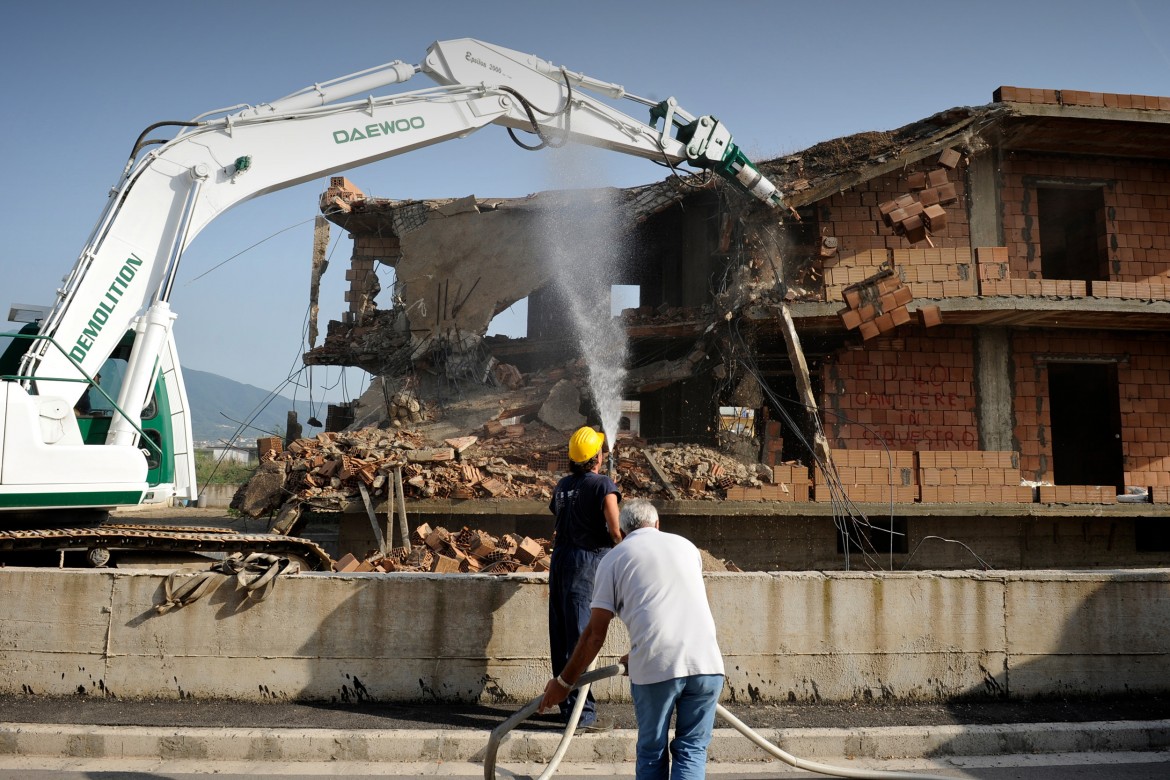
837, 271, 914, 340
876, 149, 962, 246
999, 153, 1170, 296
1037, 486, 1117, 504
726, 463, 810, 501
814, 450, 918, 503
977, 246, 1088, 297
822, 335, 978, 451
256, 437, 283, 460
1093, 280, 1170, 300
994, 86, 1170, 111
1010, 331, 1170, 489
826, 249, 974, 302
760, 420, 784, 467
918, 451, 1031, 503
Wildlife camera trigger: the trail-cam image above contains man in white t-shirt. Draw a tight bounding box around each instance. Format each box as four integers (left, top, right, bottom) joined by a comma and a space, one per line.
540, 499, 724, 779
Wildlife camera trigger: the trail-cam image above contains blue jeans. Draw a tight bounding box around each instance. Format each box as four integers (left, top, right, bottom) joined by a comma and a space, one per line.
631, 674, 723, 780
548, 546, 608, 726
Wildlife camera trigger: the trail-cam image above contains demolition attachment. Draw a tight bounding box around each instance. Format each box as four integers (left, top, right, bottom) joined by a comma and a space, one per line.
652, 100, 784, 209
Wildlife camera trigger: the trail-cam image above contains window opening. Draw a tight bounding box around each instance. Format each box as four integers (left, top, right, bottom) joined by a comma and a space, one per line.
611, 285, 640, 317
1037, 186, 1106, 282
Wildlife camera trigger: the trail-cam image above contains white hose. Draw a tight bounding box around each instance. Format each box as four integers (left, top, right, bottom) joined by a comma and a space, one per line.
483, 664, 955, 780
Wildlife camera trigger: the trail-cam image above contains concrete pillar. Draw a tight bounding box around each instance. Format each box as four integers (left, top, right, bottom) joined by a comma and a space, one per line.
975, 326, 1014, 451
967, 145, 1003, 248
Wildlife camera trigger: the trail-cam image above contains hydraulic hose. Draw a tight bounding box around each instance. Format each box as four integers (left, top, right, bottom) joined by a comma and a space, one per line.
484, 664, 955, 780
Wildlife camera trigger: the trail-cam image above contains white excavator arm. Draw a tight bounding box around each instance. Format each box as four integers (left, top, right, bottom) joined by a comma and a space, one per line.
15, 38, 782, 500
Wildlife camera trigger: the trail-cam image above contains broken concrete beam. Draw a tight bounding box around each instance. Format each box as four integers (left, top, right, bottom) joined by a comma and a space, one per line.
407, 448, 455, 463
444, 435, 479, 454
538, 379, 586, 432
480, 477, 508, 497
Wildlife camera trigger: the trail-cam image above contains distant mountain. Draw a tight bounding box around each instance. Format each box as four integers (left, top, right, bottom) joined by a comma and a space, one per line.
182, 367, 333, 447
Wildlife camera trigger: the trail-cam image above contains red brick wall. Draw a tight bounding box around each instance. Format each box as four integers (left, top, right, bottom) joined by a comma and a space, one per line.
821, 327, 978, 451
820, 161, 970, 254
1011, 331, 1170, 486
999, 153, 1170, 282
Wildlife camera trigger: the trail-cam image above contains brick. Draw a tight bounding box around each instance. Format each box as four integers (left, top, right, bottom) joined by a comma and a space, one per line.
936, 182, 958, 205
514, 537, 544, 563
993, 86, 1021, 102
919, 305, 943, 327
938, 148, 962, 169
840, 307, 862, 330
858, 320, 880, 340
890, 305, 912, 326
893, 285, 914, 306
334, 553, 362, 573
431, 554, 461, 574
906, 171, 927, 190
902, 215, 927, 244
918, 187, 940, 207
927, 169, 950, 188
923, 204, 947, 231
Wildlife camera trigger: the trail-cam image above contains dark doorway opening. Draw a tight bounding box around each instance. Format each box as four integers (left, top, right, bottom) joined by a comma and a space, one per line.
1047, 362, 1124, 489
837, 517, 908, 556
1037, 187, 1106, 281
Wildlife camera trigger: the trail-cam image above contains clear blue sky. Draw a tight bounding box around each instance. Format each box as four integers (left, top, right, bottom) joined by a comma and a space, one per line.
2, 0, 1169, 401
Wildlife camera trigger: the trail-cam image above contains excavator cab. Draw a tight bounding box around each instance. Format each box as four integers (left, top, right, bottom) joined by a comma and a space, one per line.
0, 326, 175, 491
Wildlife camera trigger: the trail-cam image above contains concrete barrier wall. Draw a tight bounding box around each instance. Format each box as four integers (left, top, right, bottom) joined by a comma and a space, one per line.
194, 483, 241, 509
0, 568, 1166, 703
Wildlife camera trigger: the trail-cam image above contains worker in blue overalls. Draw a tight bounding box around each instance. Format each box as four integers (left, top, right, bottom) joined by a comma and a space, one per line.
548, 426, 622, 730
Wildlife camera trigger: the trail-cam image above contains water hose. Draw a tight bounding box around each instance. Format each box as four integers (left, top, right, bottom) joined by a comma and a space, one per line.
484, 664, 955, 780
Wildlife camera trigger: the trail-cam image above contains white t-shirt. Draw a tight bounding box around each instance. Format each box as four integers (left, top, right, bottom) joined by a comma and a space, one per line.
590, 526, 724, 686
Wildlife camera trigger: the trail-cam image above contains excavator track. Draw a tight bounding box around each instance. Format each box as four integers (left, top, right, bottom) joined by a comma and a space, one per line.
0, 526, 333, 571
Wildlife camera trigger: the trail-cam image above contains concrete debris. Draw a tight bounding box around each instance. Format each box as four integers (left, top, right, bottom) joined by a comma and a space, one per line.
537, 379, 586, 431
233, 421, 792, 521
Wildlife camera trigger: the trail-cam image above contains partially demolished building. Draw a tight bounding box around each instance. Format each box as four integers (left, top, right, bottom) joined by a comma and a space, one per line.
300, 86, 1170, 570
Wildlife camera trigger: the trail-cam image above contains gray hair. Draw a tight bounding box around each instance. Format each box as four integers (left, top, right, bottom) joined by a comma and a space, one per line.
620, 499, 658, 535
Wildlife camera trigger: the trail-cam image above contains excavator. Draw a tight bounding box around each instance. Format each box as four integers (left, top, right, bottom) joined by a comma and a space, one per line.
0, 38, 784, 569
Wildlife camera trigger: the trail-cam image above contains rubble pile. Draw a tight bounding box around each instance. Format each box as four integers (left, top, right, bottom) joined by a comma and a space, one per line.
334, 522, 739, 574
613, 440, 763, 499
335, 523, 552, 574
233, 420, 803, 519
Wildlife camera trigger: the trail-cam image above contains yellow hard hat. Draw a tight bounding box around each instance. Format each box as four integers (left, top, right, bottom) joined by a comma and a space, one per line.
568, 426, 605, 463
